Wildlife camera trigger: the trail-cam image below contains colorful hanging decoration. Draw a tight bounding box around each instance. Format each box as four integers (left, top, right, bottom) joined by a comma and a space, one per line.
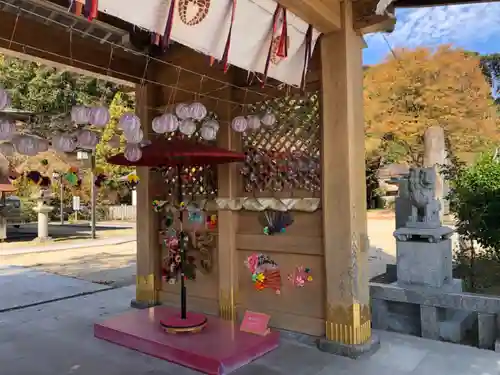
64, 167, 79, 187
300, 24, 313, 91
83, 0, 99, 21
262, 4, 288, 87
259, 211, 293, 235
187, 203, 204, 225
206, 214, 217, 230
152, 199, 167, 212
127, 173, 140, 188
162, 232, 197, 283
245, 253, 282, 294
26, 171, 51, 188
288, 266, 312, 287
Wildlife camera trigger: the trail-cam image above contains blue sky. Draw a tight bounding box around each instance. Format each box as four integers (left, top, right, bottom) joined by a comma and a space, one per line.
363, 4, 500, 65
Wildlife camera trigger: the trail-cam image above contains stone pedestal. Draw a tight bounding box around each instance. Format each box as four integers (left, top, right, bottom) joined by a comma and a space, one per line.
33, 203, 54, 241
395, 237, 453, 288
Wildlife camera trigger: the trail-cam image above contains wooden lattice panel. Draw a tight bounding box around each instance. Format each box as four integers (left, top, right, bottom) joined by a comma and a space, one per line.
241, 95, 321, 194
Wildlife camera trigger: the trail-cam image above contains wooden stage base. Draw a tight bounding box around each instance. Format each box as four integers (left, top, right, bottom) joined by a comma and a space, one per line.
94, 306, 280, 375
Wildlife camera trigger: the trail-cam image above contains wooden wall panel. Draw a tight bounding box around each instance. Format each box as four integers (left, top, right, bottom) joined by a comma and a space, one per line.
236, 210, 325, 336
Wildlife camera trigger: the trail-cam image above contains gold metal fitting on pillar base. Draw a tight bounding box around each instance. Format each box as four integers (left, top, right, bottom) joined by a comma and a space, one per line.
218, 290, 237, 321
131, 274, 159, 309
317, 303, 380, 358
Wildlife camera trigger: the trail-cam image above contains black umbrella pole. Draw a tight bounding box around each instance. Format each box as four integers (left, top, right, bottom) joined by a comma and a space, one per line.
177, 165, 187, 320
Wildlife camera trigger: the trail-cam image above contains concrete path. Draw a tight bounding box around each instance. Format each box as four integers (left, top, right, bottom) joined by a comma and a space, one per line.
0, 285, 498, 375
0, 242, 136, 287
0, 235, 136, 255
0, 266, 110, 312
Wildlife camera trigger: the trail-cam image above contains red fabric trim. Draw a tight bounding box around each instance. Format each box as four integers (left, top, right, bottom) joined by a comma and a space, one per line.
162, 0, 176, 51
221, 0, 237, 72
262, 4, 281, 87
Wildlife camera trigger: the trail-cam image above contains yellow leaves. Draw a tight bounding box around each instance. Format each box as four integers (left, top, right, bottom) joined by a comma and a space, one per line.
364, 46, 496, 158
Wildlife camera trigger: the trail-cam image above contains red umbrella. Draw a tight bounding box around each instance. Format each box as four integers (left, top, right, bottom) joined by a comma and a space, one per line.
107, 138, 245, 167
108, 137, 244, 333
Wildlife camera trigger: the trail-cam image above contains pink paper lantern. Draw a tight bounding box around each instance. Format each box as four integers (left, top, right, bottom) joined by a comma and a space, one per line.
175, 103, 191, 120
118, 112, 141, 134
71, 105, 90, 125
261, 112, 277, 127
231, 116, 248, 133
124, 143, 142, 162
246, 115, 261, 130
0, 121, 15, 141
0, 89, 11, 111
89, 106, 110, 128
189, 102, 207, 121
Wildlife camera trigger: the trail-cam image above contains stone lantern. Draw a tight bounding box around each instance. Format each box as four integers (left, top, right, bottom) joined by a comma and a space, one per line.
32, 188, 54, 242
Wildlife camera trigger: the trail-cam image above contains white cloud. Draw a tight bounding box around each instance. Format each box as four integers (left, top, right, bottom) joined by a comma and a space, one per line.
365, 4, 500, 50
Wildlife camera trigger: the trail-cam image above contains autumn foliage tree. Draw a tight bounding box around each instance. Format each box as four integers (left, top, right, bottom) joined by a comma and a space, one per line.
364, 46, 498, 165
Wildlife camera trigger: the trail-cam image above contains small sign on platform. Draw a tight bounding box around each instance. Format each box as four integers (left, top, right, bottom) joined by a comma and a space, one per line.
240, 310, 270, 336
72, 196, 81, 211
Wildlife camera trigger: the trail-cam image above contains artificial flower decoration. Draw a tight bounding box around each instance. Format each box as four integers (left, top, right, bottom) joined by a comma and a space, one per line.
206, 214, 217, 229
127, 173, 140, 187
288, 266, 313, 288
245, 253, 282, 294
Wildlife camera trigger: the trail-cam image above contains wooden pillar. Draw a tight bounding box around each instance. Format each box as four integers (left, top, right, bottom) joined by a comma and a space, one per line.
319, 1, 372, 351
217, 93, 240, 321
132, 82, 161, 308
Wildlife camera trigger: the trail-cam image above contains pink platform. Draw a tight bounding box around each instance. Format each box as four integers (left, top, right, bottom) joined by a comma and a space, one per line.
94, 306, 280, 375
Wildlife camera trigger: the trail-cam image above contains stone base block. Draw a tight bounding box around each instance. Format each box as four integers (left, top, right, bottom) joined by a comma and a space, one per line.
317, 334, 380, 359
130, 299, 160, 309
396, 239, 452, 288
439, 310, 476, 343
478, 313, 497, 349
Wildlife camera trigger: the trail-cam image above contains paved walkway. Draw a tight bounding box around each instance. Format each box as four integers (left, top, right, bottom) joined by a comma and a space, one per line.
0, 235, 136, 255
0, 284, 499, 375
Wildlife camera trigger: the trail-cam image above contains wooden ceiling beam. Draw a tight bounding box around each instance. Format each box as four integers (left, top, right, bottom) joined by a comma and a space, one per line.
276, 0, 342, 33
0, 10, 145, 85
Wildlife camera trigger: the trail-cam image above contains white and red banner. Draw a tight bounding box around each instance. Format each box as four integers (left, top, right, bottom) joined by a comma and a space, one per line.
77, 0, 320, 86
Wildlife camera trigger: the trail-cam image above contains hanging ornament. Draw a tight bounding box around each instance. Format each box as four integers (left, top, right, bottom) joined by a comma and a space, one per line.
71, 105, 90, 125
0, 121, 15, 141
77, 130, 100, 149
153, 113, 179, 134
107, 135, 121, 148
206, 214, 217, 230
124, 128, 144, 144
245, 253, 281, 295
246, 115, 261, 131
261, 112, 277, 127
200, 119, 219, 141
259, 211, 294, 235
118, 112, 141, 134
189, 102, 207, 121
124, 144, 142, 162
179, 119, 197, 136
231, 116, 248, 133
288, 266, 313, 287
175, 103, 191, 120
52, 133, 77, 153
89, 106, 110, 128
0, 89, 11, 110
13, 135, 37, 156
187, 203, 204, 224
127, 173, 140, 187
0, 142, 14, 157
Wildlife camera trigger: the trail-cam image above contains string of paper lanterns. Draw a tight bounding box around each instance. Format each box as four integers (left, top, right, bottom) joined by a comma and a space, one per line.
230, 111, 277, 133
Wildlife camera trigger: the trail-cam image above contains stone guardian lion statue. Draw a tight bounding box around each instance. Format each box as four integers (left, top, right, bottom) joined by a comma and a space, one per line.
406, 167, 441, 229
